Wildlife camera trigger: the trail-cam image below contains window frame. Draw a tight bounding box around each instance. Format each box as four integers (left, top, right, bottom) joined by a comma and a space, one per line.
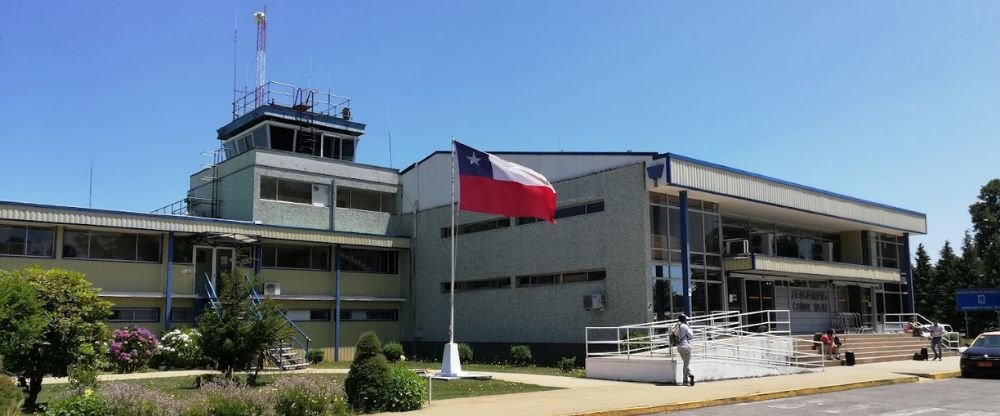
0, 224, 55, 258
62, 228, 162, 263
110, 307, 161, 323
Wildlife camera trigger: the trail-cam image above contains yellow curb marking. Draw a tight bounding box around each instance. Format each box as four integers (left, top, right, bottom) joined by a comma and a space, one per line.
570, 376, 920, 416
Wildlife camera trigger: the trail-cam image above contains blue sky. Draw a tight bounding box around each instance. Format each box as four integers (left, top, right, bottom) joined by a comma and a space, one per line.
1, 1, 997, 257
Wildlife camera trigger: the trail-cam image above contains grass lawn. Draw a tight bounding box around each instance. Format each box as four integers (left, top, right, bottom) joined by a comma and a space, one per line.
314, 360, 585, 378
35, 372, 558, 408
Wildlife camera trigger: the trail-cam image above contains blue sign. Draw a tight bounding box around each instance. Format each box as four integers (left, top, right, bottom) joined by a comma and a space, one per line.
956, 288, 1000, 312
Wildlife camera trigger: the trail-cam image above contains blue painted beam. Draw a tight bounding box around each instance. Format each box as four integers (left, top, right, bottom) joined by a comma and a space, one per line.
679, 191, 693, 316
334, 244, 342, 362
904, 233, 915, 314
165, 232, 175, 330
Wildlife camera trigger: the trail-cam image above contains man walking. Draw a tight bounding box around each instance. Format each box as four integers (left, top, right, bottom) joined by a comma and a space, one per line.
673, 314, 695, 386
930, 320, 946, 360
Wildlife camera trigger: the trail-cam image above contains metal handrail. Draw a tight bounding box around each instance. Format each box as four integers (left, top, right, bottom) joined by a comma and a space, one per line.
585, 310, 824, 372
243, 274, 312, 358
884, 312, 960, 350
233, 80, 352, 119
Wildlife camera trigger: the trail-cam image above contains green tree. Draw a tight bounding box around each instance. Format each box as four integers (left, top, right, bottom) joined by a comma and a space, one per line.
0, 266, 111, 410
970, 179, 1000, 288
913, 244, 935, 317
197, 272, 293, 381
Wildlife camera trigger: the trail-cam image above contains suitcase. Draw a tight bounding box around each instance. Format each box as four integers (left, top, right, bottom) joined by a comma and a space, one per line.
920, 347, 929, 361
844, 351, 856, 366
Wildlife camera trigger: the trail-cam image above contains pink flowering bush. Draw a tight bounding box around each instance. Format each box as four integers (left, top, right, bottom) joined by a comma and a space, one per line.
108, 326, 159, 373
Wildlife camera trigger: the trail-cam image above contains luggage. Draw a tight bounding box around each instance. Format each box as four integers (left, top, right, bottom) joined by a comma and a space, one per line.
912, 352, 922, 361
844, 351, 855, 366
920, 347, 929, 361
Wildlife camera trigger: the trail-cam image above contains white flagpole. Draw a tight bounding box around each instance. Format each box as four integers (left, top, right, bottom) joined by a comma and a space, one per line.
449, 139, 456, 344
440, 138, 462, 377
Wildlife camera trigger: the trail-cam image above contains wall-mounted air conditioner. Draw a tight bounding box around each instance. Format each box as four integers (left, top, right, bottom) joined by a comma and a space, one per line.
724, 239, 750, 257
584, 293, 605, 311
750, 233, 774, 256
263, 282, 281, 296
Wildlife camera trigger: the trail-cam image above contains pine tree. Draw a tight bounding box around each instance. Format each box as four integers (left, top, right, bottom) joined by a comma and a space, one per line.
912, 244, 935, 317
970, 179, 1000, 288
931, 242, 961, 324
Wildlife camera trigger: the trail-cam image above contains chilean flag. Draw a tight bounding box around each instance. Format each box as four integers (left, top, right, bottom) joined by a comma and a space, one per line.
455, 141, 557, 223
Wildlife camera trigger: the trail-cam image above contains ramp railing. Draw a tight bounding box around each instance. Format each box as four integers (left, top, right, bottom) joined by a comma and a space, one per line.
585, 310, 826, 371
884, 312, 960, 350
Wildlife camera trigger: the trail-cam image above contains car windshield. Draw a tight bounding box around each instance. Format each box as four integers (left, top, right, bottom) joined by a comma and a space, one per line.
971, 335, 1000, 347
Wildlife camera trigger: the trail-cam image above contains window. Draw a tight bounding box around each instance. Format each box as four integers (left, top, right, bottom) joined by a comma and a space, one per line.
63, 229, 161, 262
441, 218, 511, 238
171, 308, 195, 322
0, 225, 54, 257
441, 277, 512, 292
515, 269, 606, 287
110, 308, 160, 322
339, 249, 398, 274
517, 201, 605, 225
335, 187, 395, 213
260, 177, 329, 207
260, 244, 329, 270
172, 235, 195, 263
269, 126, 295, 151
285, 309, 331, 322
295, 130, 321, 156
340, 309, 398, 321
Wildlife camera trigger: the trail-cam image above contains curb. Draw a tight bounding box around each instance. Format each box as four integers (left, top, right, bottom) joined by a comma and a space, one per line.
570, 376, 920, 416
898, 371, 961, 380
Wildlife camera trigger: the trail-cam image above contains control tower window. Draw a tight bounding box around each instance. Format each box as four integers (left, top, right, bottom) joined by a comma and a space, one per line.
270, 126, 295, 151
295, 130, 320, 156
341, 139, 356, 161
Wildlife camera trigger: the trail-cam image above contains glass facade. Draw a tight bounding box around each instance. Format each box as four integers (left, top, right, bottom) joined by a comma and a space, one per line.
649, 192, 724, 319
721, 215, 843, 263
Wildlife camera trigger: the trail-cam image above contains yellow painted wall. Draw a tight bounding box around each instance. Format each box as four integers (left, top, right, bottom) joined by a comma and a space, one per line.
258, 269, 334, 296
0, 256, 165, 293
341, 272, 401, 298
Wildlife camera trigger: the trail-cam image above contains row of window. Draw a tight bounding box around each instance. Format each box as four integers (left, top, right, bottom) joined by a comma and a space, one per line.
175, 240, 398, 274
111, 307, 399, 323
0, 225, 55, 257
221, 124, 358, 162
64, 229, 162, 262
259, 176, 397, 214
441, 269, 607, 293
440, 200, 605, 238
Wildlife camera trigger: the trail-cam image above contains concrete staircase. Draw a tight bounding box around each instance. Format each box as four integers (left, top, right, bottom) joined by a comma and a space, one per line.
794, 333, 954, 366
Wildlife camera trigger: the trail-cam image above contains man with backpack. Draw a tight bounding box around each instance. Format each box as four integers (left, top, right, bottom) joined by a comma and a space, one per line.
672, 314, 695, 386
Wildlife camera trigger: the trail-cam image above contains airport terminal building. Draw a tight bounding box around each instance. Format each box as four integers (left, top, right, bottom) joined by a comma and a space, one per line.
0, 83, 926, 361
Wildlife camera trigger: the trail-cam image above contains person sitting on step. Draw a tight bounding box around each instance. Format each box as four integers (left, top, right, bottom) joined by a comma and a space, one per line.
820, 329, 841, 360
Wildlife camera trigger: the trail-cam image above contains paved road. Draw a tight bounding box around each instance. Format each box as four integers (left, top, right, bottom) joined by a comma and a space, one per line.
657, 378, 1000, 416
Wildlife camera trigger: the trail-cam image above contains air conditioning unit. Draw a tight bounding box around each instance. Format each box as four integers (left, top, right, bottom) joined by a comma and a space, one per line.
583, 293, 605, 311
263, 282, 281, 296
724, 239, 750, 257
820, 242, 835, 262
750, 233, 774, 256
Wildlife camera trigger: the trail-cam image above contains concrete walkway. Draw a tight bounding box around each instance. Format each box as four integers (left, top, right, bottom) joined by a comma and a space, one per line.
383, 357, 962, 416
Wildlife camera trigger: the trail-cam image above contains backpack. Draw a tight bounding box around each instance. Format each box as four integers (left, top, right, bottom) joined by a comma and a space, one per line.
670, 323, 681, 346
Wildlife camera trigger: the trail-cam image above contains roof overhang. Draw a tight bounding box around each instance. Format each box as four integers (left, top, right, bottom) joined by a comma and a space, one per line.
725, 255, 903, 283
648, 154, 927, 235
0, 201, 409, 248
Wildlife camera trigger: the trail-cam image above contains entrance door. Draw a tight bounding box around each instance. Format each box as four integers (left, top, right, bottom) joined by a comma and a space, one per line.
194, 246, 236, 297
744, 279, 775, 328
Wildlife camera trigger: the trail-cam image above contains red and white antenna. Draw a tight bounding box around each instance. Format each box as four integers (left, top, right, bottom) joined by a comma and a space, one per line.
254, 9, 267, 107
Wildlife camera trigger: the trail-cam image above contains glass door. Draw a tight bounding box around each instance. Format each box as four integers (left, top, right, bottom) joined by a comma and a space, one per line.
194, 246, 236, 297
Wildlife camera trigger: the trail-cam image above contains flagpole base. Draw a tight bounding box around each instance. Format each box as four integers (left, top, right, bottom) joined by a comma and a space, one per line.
437, 342, 464, 378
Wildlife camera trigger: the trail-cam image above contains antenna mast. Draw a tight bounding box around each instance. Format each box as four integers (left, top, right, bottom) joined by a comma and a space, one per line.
254, 9, 267, 107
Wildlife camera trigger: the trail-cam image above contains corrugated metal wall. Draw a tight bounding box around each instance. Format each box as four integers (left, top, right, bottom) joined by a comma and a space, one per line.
669, 158, 927, 233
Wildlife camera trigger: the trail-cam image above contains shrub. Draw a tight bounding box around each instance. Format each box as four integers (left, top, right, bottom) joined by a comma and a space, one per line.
109, 326, 159, 373
509, 345, 532, 365
44, 390, 109, 416
199, 380, 271, 416
345, 332, 391, 413
306, 349, 324, 365
355, 332, 382, 359
382, 342, 404, 362
272, 376, 348, 416
101, 383, 186, 416
345, 354, 391, 413
381, 365, 425, 412
0, 376, 23, 416
156, 328, 204, 370
557, 356, 577, 373
457, 343, 473, 363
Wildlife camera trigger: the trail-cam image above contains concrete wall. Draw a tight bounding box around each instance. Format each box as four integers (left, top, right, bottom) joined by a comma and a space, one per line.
408, 163, 651, 346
